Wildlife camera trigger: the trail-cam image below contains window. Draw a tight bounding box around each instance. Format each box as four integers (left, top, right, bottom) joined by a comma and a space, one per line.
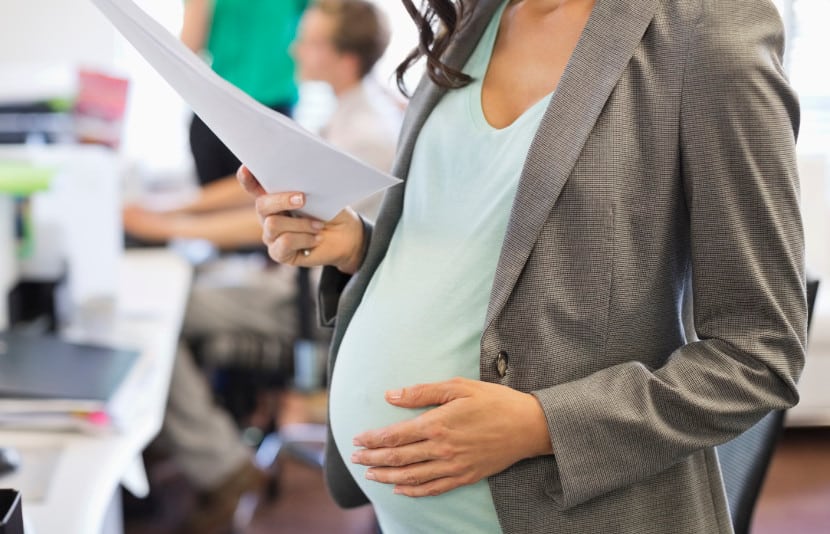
774, 0, 830, 153
772, 0, 830, 349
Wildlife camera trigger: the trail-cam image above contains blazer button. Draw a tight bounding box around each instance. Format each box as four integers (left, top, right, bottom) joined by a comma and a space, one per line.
496, 351, 509, 378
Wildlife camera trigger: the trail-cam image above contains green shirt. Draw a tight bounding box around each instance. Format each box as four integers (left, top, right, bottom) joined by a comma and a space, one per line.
203, 0, 306, 106
329, 1, 554, 531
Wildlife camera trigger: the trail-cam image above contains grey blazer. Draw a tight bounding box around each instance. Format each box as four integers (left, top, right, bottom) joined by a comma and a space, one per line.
317, 0, 806, 532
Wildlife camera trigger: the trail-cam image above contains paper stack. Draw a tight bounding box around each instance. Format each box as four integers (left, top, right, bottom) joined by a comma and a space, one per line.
0, 332, 140, 433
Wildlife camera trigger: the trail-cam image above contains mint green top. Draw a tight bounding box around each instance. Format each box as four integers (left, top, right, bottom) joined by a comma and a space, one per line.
329, 2, 555, 532
204, 0, 306, 105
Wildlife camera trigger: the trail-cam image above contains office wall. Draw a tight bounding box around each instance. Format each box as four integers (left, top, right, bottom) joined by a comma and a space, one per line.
0, 0, 117, 68
0, 0, 190, 174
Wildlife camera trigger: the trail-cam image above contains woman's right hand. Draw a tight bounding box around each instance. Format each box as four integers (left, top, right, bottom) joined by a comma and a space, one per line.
237, 166, 366, 274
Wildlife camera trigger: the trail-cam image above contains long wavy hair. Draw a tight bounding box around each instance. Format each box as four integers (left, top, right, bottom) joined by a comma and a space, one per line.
395, 0, 473, 95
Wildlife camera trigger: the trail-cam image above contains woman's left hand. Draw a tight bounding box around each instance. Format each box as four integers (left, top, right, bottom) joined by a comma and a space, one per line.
350, 377, 554, 497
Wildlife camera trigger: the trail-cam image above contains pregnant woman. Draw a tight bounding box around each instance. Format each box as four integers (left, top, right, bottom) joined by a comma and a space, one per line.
239, 0, 806, 532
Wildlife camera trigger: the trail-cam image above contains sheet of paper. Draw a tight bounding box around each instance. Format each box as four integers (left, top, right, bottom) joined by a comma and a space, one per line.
91, 0, 401, 221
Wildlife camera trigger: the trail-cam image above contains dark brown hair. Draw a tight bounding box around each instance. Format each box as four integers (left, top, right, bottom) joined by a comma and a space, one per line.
396, 0, 473, 95
314, 0, 391, 78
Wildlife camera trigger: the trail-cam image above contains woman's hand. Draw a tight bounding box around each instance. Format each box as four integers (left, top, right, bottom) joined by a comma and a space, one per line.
237, 165, 366, 273
350, 377, 554, 497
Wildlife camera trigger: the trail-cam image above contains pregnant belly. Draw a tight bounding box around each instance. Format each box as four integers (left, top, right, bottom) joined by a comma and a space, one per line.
327, 299, 502, 534
329, 316, 478, 462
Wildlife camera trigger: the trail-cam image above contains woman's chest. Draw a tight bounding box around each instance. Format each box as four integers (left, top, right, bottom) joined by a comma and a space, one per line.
482, 0, 595, 128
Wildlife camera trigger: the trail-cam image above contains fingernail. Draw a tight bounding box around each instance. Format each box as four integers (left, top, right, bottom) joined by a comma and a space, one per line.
393, 487, 403, 495
352, 438, 362, 446
311, 221, 324, 231
290, 194, 304, 206
314, 234, 323, 244
365, 470, 376, 481
387, 389, 402, 400
350, 452, 360, 463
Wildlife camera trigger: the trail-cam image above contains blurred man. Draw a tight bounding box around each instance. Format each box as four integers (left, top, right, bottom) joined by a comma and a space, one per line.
124, 1, 401, 532
293, 0, 403, 220
126, 3, 308, 533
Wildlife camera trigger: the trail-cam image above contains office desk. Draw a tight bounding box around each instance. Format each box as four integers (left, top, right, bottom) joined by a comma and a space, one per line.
0, 249, 191, 534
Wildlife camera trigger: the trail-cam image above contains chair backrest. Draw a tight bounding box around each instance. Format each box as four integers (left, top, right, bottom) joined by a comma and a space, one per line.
717, 278, 820, 534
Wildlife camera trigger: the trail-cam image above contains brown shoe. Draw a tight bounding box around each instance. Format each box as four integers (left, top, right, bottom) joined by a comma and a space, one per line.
179, 460, 268, 534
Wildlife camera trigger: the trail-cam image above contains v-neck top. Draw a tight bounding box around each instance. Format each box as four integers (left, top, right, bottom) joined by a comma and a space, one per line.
328, 1, 554, 531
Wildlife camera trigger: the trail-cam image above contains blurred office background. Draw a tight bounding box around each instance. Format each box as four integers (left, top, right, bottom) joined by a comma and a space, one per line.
0, 0, 828, 533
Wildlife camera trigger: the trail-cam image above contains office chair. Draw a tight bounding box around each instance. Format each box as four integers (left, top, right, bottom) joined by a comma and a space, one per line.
197, 266, 327, 500
716, 278, 820, 534
253, 266, 329, 498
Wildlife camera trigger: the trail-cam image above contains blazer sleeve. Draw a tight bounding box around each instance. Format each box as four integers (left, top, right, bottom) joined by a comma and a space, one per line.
317, 216, 374, 327
531, 0, 806, 510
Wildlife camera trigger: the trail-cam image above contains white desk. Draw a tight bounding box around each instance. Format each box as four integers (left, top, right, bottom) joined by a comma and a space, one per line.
0, 249, 191, 534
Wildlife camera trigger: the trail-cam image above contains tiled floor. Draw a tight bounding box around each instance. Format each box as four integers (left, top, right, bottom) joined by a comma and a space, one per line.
126, 427, 830, 533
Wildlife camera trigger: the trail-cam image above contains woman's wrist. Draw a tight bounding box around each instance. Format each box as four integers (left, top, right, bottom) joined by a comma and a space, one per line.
336, 250, 362, 275
335, 211, 369, 275
523, 393, 555, 458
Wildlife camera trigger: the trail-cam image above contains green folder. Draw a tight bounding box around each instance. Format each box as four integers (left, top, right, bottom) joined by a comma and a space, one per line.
0, 162, 54, 258
0, 162, 54, 196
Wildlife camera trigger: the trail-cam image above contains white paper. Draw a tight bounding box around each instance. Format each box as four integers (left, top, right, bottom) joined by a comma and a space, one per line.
91, 0, 401, 221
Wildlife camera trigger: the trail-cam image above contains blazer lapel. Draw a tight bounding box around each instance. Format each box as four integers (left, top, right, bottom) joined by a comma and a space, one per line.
484, 0, 658, 328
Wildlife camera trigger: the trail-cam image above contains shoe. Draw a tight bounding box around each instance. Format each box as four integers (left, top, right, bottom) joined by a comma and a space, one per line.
179, 459, 268, 534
